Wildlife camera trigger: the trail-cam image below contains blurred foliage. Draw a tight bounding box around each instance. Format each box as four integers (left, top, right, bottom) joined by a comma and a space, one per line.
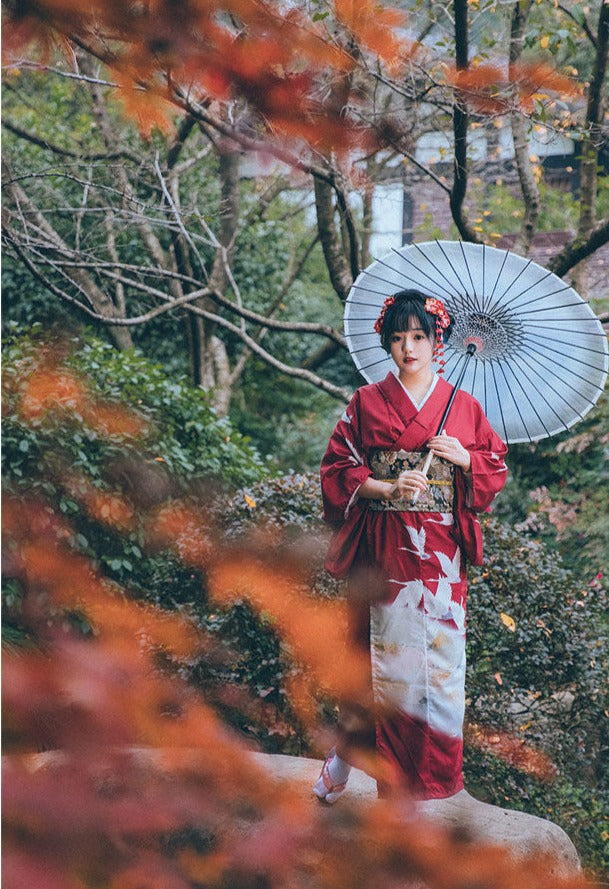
5, 485, 593, 889
2, 326, 265, 609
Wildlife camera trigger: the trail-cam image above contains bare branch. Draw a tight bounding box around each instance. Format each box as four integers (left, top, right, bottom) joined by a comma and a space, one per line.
2, 230, 212, 324
2, 119, 142, 163
93, 265, 346, 344
171, 143, 214, 177
11, 237, 346, 344
228, 233, 323, 386
3, 179, 133, 349
154, 152, 208, 279
7, 232, 350, 401
2, 60, 119, 87
190, 305, 350, 402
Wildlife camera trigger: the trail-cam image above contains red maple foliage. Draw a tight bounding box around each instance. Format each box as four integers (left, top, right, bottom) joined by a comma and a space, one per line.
2, 0, 574, 151
448, 61, 578, 114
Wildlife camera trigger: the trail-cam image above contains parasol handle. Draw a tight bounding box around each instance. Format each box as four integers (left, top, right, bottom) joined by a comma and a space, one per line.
409, 343, 477, 506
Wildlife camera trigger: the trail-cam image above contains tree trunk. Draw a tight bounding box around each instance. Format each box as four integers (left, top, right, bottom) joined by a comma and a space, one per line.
195, 147, 241, 414
361, 176, 374, 269
450, 0, 481, 243
570, 0, 609, 294
551, 1, 609, 282
313, 176, 353, 301
509, 0, 539, 256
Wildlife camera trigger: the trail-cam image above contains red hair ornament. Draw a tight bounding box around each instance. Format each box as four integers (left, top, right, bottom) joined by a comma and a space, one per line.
373, 295, 395, 334
424, 297, 451, 374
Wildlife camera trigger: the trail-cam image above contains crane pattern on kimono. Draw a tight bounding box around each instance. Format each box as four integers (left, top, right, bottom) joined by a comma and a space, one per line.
389, 531, 466, 630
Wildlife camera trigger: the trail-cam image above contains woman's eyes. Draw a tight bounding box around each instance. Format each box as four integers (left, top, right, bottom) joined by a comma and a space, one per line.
391, 334, 425, 342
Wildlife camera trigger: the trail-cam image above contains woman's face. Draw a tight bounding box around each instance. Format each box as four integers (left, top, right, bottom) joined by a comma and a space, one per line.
389, 319, 434, 377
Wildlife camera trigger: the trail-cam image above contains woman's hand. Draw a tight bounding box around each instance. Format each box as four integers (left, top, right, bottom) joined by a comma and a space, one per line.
386, 469, 429, 500
427, 430, 471, 471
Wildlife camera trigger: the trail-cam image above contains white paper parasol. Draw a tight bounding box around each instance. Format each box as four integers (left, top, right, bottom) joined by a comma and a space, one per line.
344, 240, 608, 443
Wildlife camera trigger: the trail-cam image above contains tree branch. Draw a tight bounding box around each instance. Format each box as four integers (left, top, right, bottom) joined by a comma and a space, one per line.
4, 227, 350, 399
2, 119, 141, 163
3, 178, 133, 349
547, 217, 609, 278
12, 238, 347, 345
188, 305, 350, 402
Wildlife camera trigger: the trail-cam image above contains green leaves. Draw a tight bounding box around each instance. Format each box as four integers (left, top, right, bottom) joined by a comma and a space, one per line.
2, 327, 267, 607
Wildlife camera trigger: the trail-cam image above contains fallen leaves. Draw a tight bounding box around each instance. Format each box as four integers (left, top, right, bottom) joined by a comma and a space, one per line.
500, 612, 516, 632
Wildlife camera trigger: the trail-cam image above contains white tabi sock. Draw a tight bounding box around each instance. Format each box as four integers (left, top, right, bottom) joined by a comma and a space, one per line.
313, 752, 352, 804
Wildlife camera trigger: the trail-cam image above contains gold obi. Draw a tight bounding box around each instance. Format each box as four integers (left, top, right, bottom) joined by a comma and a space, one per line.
368, 449, 455, 513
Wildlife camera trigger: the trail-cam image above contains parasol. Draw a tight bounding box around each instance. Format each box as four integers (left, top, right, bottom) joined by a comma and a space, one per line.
344, 240, 608, 444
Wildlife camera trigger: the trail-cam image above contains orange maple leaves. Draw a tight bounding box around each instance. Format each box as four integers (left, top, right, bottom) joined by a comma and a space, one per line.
3, 0, 580, 153
19, 361, 147, 439
449, 61, 578, 114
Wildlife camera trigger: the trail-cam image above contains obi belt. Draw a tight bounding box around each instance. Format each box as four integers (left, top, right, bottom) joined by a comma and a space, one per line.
368, 449, 455, 512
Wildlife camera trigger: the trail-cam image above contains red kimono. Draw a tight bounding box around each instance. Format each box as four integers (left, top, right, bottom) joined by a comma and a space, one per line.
321, 372, 507, 799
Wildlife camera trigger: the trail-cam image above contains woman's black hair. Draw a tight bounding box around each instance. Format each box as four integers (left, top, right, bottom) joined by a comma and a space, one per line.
379, 289, 454, 353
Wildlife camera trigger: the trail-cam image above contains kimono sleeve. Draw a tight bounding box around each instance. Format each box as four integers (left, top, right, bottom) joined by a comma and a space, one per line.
320, 391, 373, 524
466, 404, 508, 512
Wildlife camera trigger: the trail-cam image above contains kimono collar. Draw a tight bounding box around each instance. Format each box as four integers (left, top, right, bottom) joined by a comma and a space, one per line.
378, 372, 456, 442
397, 373, 439, 411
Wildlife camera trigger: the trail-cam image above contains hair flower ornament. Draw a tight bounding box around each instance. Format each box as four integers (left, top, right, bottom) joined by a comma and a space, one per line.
424, 297, 451, 330
424, 296, 451, 373
374, 295, 395, 334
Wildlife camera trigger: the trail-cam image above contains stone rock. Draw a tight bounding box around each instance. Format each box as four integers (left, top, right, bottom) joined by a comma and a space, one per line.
10, 749, 582, 881
251, 753, 581, 879
415, 789, 581, 878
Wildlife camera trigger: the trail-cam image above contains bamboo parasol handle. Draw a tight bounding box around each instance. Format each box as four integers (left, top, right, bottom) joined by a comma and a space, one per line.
409, 343, 477, 507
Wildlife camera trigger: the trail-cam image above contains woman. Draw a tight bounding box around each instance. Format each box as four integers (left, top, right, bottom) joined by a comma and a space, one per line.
314, 289, 508, 803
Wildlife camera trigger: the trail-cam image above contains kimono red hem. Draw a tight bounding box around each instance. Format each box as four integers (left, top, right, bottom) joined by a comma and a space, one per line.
320, 372, 508, 799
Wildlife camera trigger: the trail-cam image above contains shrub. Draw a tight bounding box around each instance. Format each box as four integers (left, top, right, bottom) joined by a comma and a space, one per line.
219, 474, 609, 873
2, 326, 267, 614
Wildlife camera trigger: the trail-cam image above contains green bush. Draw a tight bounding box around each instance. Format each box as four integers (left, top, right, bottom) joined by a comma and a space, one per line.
465, 518, 608, 872
494, 391, 609, 579
219, 473, 608, 873
2, 326, 267, 611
